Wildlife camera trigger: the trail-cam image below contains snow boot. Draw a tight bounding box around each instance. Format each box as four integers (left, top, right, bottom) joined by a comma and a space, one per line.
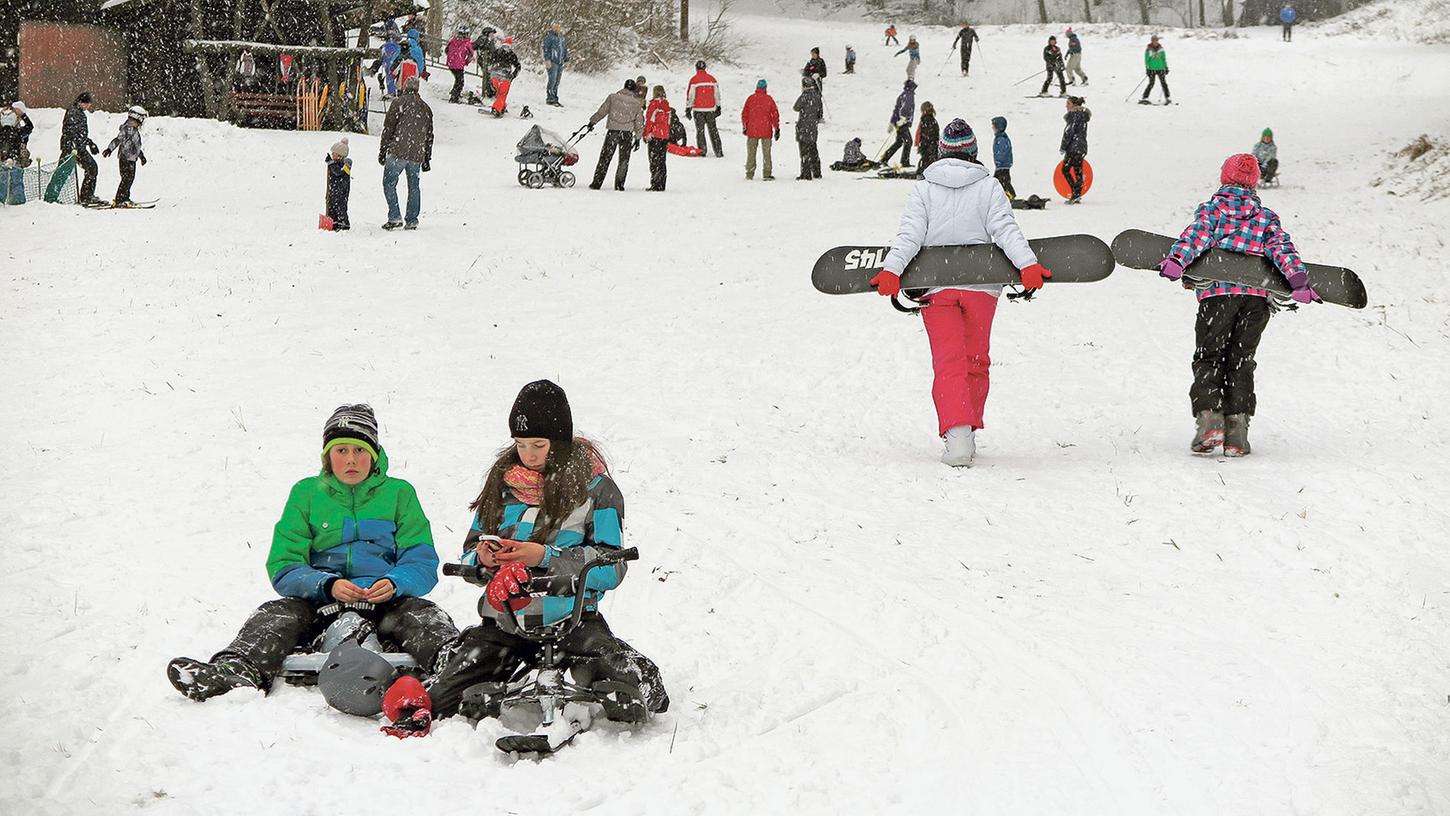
941, 425, 976, 468
1190, 410, 1225, 454
1138, 98, 1152, 105
594, 680, 649, 724
167, 655, 267, 702
1223, 413, 1251, 457
382, 220, 404, 230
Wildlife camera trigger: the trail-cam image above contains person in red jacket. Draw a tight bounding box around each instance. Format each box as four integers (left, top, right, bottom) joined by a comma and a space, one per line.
741, 79, 779, 181
685, 60, 723, 157
644, 85, 672, 191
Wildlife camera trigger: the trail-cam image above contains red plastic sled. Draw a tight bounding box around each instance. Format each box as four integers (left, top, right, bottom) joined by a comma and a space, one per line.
667, 144, 705, 157
1053, 158, 1094, 199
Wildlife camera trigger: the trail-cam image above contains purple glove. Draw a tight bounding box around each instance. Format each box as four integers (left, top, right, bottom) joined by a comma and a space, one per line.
1291, 286, 1319, 304
1158, 259, 1184, 281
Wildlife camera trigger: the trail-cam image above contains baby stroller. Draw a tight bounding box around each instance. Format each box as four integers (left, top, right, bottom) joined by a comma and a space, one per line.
515, 124, 587, 189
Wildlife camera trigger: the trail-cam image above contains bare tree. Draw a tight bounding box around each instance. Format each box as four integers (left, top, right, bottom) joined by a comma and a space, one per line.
1137, 0, 1151, 24
681, 0, 689, 41
1083, 0, 1094, 23
1038, 0, 1049, 24
1222, 0, 1236, 26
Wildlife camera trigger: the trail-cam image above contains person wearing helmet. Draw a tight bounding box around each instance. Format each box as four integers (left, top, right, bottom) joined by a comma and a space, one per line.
486, 37, 521, 117
472, 26, 498, 97
445, 26, 475, 103
542, 23, 568, 106
166, 404, 460, 704
100, 105, 148, 206
685, 59, 723, 157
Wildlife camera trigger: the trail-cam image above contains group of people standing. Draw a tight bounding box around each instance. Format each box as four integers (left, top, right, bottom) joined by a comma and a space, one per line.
46, 92, 152, 207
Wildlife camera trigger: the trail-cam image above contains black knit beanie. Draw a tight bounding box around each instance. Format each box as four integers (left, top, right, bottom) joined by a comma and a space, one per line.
323, 403, 380, 460
509, 380, 572, 440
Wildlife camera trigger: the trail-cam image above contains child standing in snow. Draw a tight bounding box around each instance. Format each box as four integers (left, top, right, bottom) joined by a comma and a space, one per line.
1157, 155, 1318, 456
378, 381, 670, 736
166, 404, 460, 702
325, 137, 352, 230
868, 119, 1054, 468
915, 101, 939, 174
1253, 128, 1278, 185
885, 24, 899, 46
845, 45, 857, 74
990, 116, 1015, 199
101, 105, 148, 206
895, 35, 921, 80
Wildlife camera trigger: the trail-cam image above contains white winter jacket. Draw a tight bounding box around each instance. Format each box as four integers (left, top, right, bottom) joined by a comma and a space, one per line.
882, 158, 1037, 295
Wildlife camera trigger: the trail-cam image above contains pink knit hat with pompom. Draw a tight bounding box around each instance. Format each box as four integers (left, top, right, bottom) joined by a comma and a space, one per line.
1220, 153, 1260, 189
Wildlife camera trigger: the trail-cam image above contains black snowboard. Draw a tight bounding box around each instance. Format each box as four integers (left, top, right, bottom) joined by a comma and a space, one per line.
1110, 229, 1367, 309
812, 234, 1114, 295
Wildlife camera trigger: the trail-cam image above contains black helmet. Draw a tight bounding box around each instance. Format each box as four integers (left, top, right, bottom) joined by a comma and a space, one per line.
317, 643, 399, 717
695, 60, 706, 70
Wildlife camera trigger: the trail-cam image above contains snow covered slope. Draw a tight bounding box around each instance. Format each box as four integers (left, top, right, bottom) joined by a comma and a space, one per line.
3, 14, 1449, 816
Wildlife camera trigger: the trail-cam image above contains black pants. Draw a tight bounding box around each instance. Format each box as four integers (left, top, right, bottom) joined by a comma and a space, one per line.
1260, 157, 1279, 183
1041, 66, 1066, 94
213, 596, 459, 679
115, 158, 137, 203
960, 47, 973, 74
882, 124, 911, 166
592, 130, 632, 189
994, 168, 1016, 198
845, 60, 855, 74
797, 137, 820, 178
74, 148, 98, 200
1191, 295, 1272, 416
647, 137, 667, 190
1144, 70, 1170, 100
449, 68, 466, 102
1282, 23, 1293, 41
326, 178, 350, 229
427, 615, 668, 719
693, 110, 723, 156
917, 143, 938, 174
1062, 152, 1086, 198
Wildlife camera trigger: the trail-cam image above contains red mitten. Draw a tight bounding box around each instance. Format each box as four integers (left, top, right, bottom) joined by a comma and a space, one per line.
382, 676, 431, 722
485, 562, 532, 613
1020, 263, 1053, 289
869, 270, 901, 297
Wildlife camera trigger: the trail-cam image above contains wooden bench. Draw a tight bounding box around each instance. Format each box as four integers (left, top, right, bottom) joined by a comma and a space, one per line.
229, 91, 296, 125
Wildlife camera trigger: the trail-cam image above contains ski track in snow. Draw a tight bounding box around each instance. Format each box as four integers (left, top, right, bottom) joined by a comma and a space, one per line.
3, 11, 1449, 816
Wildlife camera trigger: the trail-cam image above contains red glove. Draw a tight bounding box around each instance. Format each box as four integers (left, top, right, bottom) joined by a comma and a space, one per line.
380, 676, 433, 738
869, 269, 901, 297
1020, 263, 1053, 289
486, 562, 532, 613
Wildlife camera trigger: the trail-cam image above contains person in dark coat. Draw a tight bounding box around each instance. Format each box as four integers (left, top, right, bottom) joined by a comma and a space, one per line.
792, 76, 823, 180
379, 76, 434, 229
0, 101, 34, 166
1059, 96, 1090, 203
60, 92, 103, 204
325, 137, 352, 230
951, 23, 980, 76
915, 101, 939, 173
881, 79, 916, 166
473, 27, 497, 97
1040, 36, 1067, 96
803, 47, 828, 92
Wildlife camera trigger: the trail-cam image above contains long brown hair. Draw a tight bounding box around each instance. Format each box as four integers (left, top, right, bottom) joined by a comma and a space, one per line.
468, 437, 610, 542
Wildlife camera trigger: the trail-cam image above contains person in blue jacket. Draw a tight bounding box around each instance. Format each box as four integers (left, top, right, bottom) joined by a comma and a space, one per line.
543, 24, 569, 106
1280, 4, 1297, 41
406, 29, 427, 78
991, 115, 1015, 199
377, 34, 402, 96
882, 79, 916, 166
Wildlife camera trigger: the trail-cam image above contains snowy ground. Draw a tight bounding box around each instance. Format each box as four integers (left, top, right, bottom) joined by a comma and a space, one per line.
4, 11, 1449, 816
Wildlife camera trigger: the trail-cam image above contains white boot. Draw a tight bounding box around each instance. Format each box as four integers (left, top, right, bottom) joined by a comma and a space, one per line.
941, 425, 976, 467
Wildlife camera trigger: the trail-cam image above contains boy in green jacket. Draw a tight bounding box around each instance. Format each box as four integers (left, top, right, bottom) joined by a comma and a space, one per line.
167, 404, 459, 702
1140, 35, 1170, 105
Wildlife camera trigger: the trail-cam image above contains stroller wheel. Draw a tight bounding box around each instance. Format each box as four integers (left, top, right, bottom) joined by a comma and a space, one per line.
517, 170, 530, 187
558, 171, 576, 189
526, 171, 546, 189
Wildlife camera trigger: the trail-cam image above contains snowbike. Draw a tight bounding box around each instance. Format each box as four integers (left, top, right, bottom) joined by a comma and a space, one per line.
443, 546, 645, 754
275, 602, 419, 684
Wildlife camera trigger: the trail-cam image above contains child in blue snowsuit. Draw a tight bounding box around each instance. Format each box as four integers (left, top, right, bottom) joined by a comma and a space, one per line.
991, 116, 1014, 199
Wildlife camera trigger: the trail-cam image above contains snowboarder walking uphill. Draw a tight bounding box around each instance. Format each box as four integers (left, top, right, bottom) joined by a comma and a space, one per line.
1059, 96, 1090, 204
377, 380, 669, 736
867, 119, 1053, 468
1156, 154, 1318, 457
793, 75, 823, 180
166, 404, 460, 704
1141, 35, 1170, 104
1253, 127, 1279, 184
487, 38, 521, 117
686, 61, 724, 157
990, 115, 1015, 199
951, 23, 979, 76
644, 85, 671, 191
587, 79, 645, 190
803, 47, 828, 92
1065, 29, 1088, 85
885, 24, 899, 46
882, 79, 916, 167
896, 35, 921, 81
1280, 3, 1297, 41
1040, 36, 1067, 96
101, 105, 148, 206
60, 92, 102, 205
324, 137, 351, 230
445, 26, 475, 104
741, 79, 780, 180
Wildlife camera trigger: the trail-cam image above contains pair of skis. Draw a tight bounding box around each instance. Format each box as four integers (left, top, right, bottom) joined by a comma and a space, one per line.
83, 198, 158, 210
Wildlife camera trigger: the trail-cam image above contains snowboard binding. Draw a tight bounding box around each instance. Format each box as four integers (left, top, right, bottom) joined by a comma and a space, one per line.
443, 546, 644, 754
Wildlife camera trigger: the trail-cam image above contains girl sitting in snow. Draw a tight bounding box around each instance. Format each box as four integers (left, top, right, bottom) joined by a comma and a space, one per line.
379, 380, 669, 737
1253, 127, 1279, 185
1157, 154, 1317, 457
166, 404, 459, 702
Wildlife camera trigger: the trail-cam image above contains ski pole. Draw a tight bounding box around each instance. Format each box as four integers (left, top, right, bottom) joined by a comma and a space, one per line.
1124, 75, 1147, 102
1011, 69, 1045, 87
937, 47, 956, 76
873, 133, 893, 163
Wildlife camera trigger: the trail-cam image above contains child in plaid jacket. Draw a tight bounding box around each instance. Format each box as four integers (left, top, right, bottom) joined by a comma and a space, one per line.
1157, 154, 1317, 457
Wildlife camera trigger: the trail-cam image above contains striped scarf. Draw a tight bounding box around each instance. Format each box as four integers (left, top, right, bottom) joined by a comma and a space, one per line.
503, 465, 547, 506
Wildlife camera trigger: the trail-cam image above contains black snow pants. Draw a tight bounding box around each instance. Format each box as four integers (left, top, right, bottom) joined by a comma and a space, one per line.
115, 158, 136, 203
75, 148, 98, 201
960, 47, 973, 75
994, 168, 1016, 199
449, 68, 466, 102
1190, 294, 1272, 416
1041, 65, 1066, 95
1143, 70, 1170, 101
797, 137, 821, 178
592, 129, 632, 190
426, 614, 669, 720
694, 109, 723, 156
325, 175, 350, 229
1063, 152, 1086, 198
213, 596, 459, 679
917, 142, 938, 174
882, 124, 912, 166
647, 137, 667, 190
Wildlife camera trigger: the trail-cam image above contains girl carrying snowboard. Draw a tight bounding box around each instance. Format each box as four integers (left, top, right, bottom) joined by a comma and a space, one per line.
166, 404, 459, 702
379, 380, 669, 736
1157, 154, 1318, 456
868, 120, 1054, 468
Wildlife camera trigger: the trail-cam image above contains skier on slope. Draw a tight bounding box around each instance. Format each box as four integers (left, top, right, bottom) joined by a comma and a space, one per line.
166, 404, 460, 703
1141, 35, 1171, 105
881, 79, 916, 168
1039, 35, 1067, 97
60, 91, 103, 205
101, 105, 149, 207
1156, 154, 1317, 457
951, 22, 980, 77
377, 381, 669, 737
868, 119, 1054, 467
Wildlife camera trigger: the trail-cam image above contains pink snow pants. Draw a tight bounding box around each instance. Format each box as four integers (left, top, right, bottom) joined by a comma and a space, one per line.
921, 289, 999, 435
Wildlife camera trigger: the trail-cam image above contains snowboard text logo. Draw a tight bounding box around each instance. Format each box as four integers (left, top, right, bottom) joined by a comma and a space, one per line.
843, 248, 890, 271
